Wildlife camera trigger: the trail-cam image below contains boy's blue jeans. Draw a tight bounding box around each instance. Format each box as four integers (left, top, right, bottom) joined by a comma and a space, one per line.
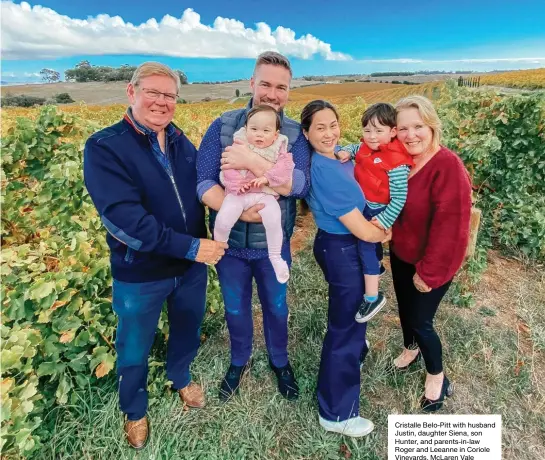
112, 262, 207, 421
358, 205, 385, 276
215, 244, 292, 368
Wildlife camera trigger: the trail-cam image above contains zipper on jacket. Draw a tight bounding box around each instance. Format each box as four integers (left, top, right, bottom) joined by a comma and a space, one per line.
168, 171, 188, 231
149, 136, 188, 232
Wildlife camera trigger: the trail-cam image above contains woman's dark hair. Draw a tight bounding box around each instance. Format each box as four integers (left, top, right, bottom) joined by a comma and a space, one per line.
362, 102, 396, 128
246, 104, 281, 130
299, 100, 339, 215
300, 99, 339, 132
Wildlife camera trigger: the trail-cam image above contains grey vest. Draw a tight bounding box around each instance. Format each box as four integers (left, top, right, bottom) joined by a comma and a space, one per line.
209, 103, 301, 249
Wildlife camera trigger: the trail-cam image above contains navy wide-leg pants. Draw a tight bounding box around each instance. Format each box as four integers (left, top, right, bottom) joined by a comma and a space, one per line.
313, 230, 368, 422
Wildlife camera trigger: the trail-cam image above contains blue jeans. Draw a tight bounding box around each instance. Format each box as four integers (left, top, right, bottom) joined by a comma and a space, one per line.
215, 244, 292, 367
313, 230, 368, 421
112, 262, 207, 420
358, 205, 385, 275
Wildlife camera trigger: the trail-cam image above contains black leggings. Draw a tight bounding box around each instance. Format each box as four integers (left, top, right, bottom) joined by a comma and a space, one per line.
390, 251, 452, 375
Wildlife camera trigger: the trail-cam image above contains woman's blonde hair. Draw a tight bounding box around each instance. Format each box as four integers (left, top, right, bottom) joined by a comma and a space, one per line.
395, 95, 442, 151
130, 62, 181, 92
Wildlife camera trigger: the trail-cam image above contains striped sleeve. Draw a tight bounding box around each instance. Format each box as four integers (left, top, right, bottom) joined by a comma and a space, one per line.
374, 165, 410, 229
338, 143, 361, 159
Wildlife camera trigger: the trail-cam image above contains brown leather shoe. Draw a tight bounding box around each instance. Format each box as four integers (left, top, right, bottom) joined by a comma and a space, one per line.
124, 415, 149, 450
178, 381, 205, 409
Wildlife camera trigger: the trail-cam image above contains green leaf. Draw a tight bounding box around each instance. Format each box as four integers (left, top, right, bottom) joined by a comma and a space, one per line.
55, 374, 73, 405
28, 280, 56, 301
36, 361, 58, 377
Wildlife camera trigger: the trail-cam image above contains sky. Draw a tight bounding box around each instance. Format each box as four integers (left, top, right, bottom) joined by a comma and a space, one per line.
1, 0, 545, 83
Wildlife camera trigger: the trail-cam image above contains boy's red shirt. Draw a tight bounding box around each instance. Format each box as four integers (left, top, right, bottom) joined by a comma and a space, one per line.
354, 138, 414, 204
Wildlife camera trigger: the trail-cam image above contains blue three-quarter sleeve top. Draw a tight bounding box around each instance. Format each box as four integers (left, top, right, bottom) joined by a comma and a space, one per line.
307, 152, 366, 234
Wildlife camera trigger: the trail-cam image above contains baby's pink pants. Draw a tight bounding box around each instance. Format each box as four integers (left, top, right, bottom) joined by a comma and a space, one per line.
214, 192, 289, 283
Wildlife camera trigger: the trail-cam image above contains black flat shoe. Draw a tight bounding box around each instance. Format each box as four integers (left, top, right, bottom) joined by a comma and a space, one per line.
392, 350, 421, 372
219, 362, 250, 402
420, 376, 454, 412
269, 360, 299, 401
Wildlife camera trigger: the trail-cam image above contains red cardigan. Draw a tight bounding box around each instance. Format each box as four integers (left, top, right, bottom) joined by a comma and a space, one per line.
391, 147, 472, 289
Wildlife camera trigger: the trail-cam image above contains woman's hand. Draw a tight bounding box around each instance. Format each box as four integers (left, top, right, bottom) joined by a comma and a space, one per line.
413, 272, 432, 293
370, 217, 385, 230
195, 239, 228, 265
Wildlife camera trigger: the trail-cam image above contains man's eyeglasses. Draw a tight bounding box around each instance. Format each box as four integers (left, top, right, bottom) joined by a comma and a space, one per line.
141, 88, 178, 103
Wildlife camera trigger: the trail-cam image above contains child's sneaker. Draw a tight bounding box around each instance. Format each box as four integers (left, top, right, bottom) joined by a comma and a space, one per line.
379, 263, 386, 277
355, 293, 386, 323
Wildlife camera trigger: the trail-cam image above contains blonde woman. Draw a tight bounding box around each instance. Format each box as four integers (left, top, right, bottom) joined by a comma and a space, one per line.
390, 96, 472, 412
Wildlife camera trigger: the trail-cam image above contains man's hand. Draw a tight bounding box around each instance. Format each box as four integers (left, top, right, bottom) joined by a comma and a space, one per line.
240, 204, 264, 223
336, 150, 352, 163
195, 239, 228, 265
413, 272, 432, 293
221, 139, 254, 171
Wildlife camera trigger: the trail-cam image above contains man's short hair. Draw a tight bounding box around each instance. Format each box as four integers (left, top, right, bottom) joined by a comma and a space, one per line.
130, 62, 181, 92
254, 51, 292, 77
362, 103, 397, 128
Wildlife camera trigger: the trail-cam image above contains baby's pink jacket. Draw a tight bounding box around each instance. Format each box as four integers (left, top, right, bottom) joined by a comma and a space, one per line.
222, 137, 294, 195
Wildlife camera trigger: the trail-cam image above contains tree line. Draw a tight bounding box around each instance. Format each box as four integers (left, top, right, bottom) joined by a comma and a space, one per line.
39, 61, 188, 84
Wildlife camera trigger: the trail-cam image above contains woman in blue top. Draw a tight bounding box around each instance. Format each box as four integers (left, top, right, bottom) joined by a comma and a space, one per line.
301, 100, 387, 438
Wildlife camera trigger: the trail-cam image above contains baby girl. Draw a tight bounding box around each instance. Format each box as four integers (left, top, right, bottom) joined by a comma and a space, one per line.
214, 104, 294, 283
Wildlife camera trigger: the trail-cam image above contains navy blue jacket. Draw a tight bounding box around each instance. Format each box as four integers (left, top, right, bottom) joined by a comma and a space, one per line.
83, 115, 206, 282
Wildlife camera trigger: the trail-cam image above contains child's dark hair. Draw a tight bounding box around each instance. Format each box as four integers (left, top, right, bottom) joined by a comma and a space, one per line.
246, 104, 281, 130
300, 99, 339, 132
362, 102, 396, 128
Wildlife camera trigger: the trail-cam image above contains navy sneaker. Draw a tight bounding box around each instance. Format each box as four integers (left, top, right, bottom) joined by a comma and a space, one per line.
269, 361, 299, 401
219, 363, 250, 402
355, 293, 386, 323
379, 263, 387, 277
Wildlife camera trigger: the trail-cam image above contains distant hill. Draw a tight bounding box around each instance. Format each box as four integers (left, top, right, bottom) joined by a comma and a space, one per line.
0, 79, 318, 105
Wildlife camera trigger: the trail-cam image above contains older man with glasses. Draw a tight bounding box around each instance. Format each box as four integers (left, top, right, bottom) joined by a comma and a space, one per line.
84, 62, 228, 449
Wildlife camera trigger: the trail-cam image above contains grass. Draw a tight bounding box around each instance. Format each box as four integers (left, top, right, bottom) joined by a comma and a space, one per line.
33, 232, 545, 459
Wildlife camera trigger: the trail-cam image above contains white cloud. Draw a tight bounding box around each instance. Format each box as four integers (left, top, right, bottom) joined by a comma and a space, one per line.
0, 1, 351, 61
